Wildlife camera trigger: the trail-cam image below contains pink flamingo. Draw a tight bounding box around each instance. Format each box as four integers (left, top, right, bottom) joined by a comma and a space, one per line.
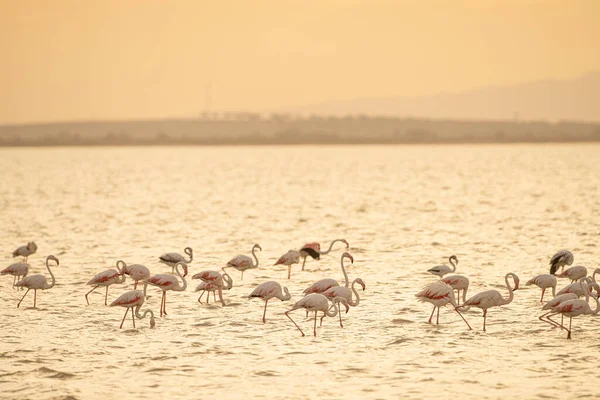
85, 260, 127, 305
299, 239, 349, 270
194, 282, 219, 304
109, 290, 156, 329
122, 263, 151, 296
223, 244, 261, 280
303, 252, 353, 295
556, 278, 595, 297
285, 294, 350, 337
415, 281, 472, 329
557, 266, 587, 283
440, 274, 469, 306
146, 262, 188, 317
191, 270, 232, 306
427, 255, 458, 278
159, 247, 193, 272
274, 250, 300, 279
12, 242, 37, 263
1, 262, 29, 289
549, 249, 573, 275
15, 255, 59, 308
322, 278, 366, 327
248, 281, 292, 322
549, 281, 600, 339
526, 274, 557, 303
458, 272, 519, 332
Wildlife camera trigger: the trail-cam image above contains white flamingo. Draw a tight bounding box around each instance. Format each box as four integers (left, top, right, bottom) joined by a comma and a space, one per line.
248, 281, 292, 322
1, 262, 29, 289
159, 247, 193, 272
557, 266, 587, 283
549, 249, 573, 275
146, 262, 188, 317
109, 290, 156, 329
538, 280, 598, 328
12, 242, 37, 263
122, 263, 151, 296
427, 255, 458, 278
15, 255, 59, 308
224, 244, 261, 280
458, 272, 519, 332
299, 239, 349, 270
303, 252, 353, 295
440, 275, 470, 306
415, 281, 472, 329
85, 260, 127, 305
191, 270, 232, 306
556, 278, 595, 297
549, 281, 600, 339
322, 278, 366, 327
285, 294, 350, 337
274, 250, 300, 279
526, 274, 557, 303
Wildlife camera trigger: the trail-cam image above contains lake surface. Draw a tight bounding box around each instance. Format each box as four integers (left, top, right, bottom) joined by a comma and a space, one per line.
0, 144, 599, 399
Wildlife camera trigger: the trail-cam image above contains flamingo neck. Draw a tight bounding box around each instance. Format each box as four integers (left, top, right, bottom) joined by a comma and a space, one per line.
324, 301, 339, 317
449, 257, 457, 273
589, 296, 600, 315
185, 249, 193, 263
320, 239, 344, 255
46, 258, 56, 289
349, 280, 361, 306
340, 258, 349, 287
251, 247, 259, 268
502, 273, 515, 305
175, 265, 188, 291
279, 287, 291, 301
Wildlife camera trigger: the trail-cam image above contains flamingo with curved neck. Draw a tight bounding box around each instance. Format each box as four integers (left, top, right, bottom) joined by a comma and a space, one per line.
285, 294, 350, 336
427, 255, 458, 278
110, 290, 156, 329
322, 278, 366, 327
248, 281, 292, 322
300, 239, 349, 270
15, 255, 59, 308
146, 262, 188, 317
549, 281, 600, 339
224, 244, 262, 280
85, 260, 127, 306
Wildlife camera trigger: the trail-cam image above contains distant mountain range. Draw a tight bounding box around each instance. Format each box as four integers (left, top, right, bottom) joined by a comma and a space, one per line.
282, 71, 600, 122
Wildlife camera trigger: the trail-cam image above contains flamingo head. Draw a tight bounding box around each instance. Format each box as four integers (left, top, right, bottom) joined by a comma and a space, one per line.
342, 252, 354, 264
254, 244, 262, 252
342, 239, 349, 248
47, 255, 59, 266
182, 264, 189, 277
28, 242, 38, 251
512, 275, 520, 290
356, 278, 366, 291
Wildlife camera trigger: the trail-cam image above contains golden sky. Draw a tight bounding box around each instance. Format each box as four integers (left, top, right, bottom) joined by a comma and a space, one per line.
1, 0, 599, 124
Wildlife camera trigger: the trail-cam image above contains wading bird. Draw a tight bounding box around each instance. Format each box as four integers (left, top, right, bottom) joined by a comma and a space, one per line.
1, 262, 29, 288
557, 266, 587, 283
323, 278, 366, 327
122, 263, 151, 296
303, 252, 353, 295
85, 260, 127, 305
110, 290, 156, 329
274, 250, 300, 279
159, 247, 193, 273
440, 274, 469, 305
299, 239, 349, 271
427, 255, 458, 278
248, 281, 292, 322
415, 281, 472, 329
192, 270, 232, 306
526, 274, 557, 303
15, 255, 59, 308
549, 282, 600, 339
285, 294, 349, 337
458, 272, 519, 332
146, 262, 188, 317
549, 250, 573, 275
12, 242, 37, 263
224, 244, 261, 280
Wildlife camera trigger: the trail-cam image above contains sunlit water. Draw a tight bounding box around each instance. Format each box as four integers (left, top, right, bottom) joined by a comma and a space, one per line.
1, 144, 599, 399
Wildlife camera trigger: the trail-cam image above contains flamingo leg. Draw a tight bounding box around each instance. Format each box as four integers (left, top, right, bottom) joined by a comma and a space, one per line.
241, 270, 244, 280
428, 306, 436, 323
301, 256, 306, 271
213, 291, 216, 302
12, 275, 16, 288
547, 313, 568, 330
539, 312, 560, 327
436, 307, 440, 324
217, 287, 225, 306
320, 311, 325, 327
159, 291, 165, 317
314, 312, 318, 336
34, 289, 37, 308
287, 265, 291, 280
207, 291, 211, 304
17, 288, 30, 308
119, 308, 128, 328
143, 282, 148, 297
105, 286, 110, 306
483, 309, 487, 332
131, 307, 136, 328
197, 290, 205, 304
454, 308, 472, 330
456, 290, 460, 306
285, 311, 305, 336
163, 292, 168, 316
262, 300, 269, 323
567, 317, 572, 339
540, 288, 545, 303
134, 281, 138, 289
85, 286, 99, 305
338, 303, 344, 328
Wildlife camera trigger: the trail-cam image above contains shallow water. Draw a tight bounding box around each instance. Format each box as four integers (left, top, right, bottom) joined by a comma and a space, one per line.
0, 144, 599, 399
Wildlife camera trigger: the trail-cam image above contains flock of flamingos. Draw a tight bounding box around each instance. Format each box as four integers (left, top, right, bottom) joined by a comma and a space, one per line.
2, 240, 599, 339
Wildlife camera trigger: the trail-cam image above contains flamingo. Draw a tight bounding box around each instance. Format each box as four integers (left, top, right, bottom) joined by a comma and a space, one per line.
1, 262, 29, 289
590, 268, 600, 283
303, 252, 353, 295
224, 244, 261, 280
526, 274, 557, 303
146, 262, 188, 317
322, 278, 366, 327
109, 290, 156, 329
557, 265, 587, 283
285, 294, 350, 337
427, 255, 458, 278
122, 263, 151, 296
15, 255, 59, 308
415, 281, 472, 329
159, 247, 193, 272
458, 272, 519, 332
299, 239, 349, 271
549, 281, 600, 339
194, 282, 219, 304
440, 274, 469, 306
191, 270, 232, 306
85, 260, 127, 305
248, 281, 292, 322
538, 280, 598, 328
549, 249, 573, 275
274, 250, 300, 279
12, 242, 37, 263
556, 278, 596, 297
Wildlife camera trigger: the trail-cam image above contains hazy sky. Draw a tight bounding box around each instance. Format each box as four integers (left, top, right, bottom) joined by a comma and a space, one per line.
1, 0, 599, 124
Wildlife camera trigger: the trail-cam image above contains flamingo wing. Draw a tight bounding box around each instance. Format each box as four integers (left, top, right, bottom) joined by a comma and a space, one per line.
159, 253, 183, 263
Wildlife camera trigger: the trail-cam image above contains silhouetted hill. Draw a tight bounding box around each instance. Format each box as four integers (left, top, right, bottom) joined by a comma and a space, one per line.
284, 72, 600, 122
